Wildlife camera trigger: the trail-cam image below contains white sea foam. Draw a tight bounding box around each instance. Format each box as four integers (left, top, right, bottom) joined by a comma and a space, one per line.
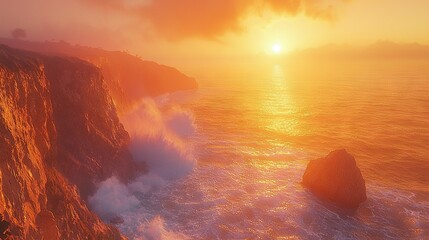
122, 98, 197, 180
134, 216, 189, 240
88, 177, 140, 219
89, 98, 197, 232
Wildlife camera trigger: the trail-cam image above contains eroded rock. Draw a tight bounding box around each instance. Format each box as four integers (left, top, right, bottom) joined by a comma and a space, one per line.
0, 45, 127, 239
302, 149, 367, 209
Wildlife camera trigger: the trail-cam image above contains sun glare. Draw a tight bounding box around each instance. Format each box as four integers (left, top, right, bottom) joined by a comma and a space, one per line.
271, 43, 282, 54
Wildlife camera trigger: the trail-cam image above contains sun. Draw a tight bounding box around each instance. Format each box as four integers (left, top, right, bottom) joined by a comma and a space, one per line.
271, 43, 282, 54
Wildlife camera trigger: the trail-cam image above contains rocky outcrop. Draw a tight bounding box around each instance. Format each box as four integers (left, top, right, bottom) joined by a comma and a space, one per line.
0, 45, 137, 239
0, 38, 198, 112
302, 149, 367, 209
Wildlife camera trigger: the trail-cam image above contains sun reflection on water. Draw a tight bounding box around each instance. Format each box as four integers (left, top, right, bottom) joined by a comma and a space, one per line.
260, 65, 303, 137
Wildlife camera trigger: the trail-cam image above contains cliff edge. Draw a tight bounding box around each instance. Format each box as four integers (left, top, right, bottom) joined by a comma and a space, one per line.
0, 45, 141, 239
0, 39, 198, 112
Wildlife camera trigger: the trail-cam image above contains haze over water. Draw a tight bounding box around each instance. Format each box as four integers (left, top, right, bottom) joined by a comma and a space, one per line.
3, 1, 429, 239
119, 60, 429, 239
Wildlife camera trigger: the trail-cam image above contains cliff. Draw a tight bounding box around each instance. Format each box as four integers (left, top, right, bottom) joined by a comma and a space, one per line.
0, 39, 198, 112
43, 55, 144, 199
0, 45, 141, 239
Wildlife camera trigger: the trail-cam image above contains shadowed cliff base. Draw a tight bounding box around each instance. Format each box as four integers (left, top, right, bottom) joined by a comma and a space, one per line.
0, 215, 10, 240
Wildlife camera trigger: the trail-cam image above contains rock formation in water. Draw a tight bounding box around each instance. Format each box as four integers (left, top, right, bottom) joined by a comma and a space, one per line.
302, 149, 367, 209
0, 45, 146, 239
0, 38, 198, 112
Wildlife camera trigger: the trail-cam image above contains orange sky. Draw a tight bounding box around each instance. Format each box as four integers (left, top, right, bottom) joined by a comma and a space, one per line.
1, 0, 429, 70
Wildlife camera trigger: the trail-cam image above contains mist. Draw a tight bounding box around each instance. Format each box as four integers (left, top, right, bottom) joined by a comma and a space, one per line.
134, 216, 189, 240
88, 97, 196, 236
121, 98, 196, 180
88, 177, 140, 219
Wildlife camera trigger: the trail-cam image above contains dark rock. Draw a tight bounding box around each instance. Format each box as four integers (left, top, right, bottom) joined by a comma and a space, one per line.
0, 215, 10, 240
302, 149, 367, 209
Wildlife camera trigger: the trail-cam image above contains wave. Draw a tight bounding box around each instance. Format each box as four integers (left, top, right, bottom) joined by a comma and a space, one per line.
88, 98, 197, 231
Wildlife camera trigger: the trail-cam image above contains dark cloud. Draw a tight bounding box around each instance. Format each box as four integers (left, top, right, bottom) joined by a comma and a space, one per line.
81, 0, 350, 40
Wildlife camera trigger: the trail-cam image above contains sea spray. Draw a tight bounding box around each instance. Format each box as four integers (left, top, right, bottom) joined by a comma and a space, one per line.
164, 106, 196, 138
127, 173, 167, 194
134, 216, 189, 240
89, 98, 197, 237
88, 177, 140, 219
129, 134, 195, 180
121, 98, 197, 180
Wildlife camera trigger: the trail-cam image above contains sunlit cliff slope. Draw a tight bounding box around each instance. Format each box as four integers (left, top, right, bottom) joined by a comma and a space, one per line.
0, 38, 198, 112
0, 45, 145, 239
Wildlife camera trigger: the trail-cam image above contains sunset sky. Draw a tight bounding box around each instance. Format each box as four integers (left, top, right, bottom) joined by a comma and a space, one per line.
1, 0, 429, 68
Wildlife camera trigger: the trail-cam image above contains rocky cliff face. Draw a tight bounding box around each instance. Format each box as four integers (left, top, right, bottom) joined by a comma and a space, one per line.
0, 39, 198, 112
43, 56, 144, 199
0, 45, 139, 239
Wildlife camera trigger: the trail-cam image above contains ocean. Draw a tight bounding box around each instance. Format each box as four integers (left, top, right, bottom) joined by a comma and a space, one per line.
118, 60, 429, 239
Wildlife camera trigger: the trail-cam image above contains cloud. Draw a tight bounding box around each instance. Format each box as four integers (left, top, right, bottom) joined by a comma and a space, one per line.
137, 0, 250, 40
80, 0, 350, 40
